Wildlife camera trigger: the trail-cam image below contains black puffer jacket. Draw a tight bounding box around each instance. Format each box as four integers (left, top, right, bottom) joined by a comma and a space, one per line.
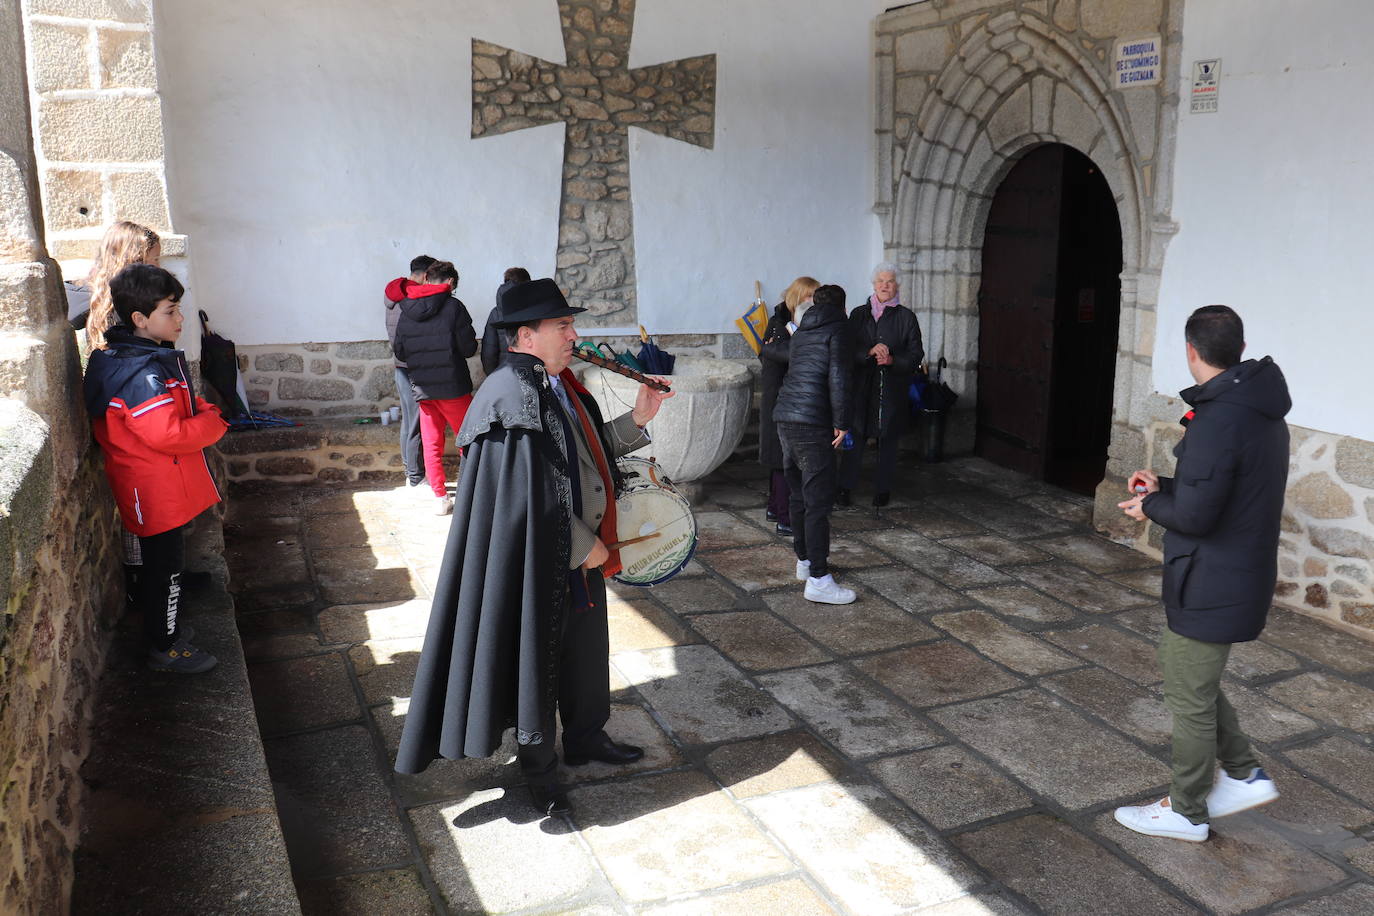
393, 286, 478, 400
772, 300, 852, 431
757, 304, 793, 468
1142, 357, 1292, 643
479, 279, 518, 376
848, 302, 924, 438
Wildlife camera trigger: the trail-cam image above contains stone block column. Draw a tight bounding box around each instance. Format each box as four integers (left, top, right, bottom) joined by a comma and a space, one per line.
3, 3, 125, 912
20, 0, 184, 264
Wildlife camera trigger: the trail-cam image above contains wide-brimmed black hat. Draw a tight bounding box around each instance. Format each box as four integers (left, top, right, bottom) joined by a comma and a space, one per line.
491, 278, 586, 328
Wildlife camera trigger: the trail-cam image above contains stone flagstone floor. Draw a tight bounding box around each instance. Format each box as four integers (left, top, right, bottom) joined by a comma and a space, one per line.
225, 455, 1374, 915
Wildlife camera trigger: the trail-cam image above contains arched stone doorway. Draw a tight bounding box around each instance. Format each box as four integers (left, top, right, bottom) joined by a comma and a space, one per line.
976, 143, 1122, 494
873, 5, 1181, 526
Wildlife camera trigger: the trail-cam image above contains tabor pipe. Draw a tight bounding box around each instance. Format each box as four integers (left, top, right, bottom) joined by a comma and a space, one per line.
573, 346, 672, 392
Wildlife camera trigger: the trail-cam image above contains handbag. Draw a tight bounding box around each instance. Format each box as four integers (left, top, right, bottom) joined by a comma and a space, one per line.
908, 369, 930, 415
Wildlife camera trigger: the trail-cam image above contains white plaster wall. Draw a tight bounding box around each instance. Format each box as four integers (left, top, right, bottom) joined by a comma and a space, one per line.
1156, 0, 1374, 441
153, 0, 889, 346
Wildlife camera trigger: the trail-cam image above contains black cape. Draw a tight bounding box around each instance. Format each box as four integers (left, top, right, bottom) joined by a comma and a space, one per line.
395, 352, 576, 774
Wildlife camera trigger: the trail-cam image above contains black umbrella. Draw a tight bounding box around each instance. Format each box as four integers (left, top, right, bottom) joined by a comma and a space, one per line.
925, 356, 958, 412
198, 309, 248, 417
636, 324, 675, 375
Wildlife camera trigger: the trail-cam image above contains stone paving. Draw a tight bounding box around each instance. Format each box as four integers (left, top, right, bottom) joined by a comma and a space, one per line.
224, 456, 1374, 915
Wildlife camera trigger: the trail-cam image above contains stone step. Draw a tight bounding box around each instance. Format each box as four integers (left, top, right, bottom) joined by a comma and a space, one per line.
71, 518, 302, 914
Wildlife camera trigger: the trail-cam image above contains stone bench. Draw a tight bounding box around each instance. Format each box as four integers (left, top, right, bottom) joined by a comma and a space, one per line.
71, 518, 301, 914
214, 417, 459, 486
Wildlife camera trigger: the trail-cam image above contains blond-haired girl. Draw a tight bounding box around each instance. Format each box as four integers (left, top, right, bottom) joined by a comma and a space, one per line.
82, 220, 162, 349
759, 276, 819, 535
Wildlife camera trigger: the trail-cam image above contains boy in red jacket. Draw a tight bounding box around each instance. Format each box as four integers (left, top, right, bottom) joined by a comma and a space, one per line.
84, 264, 229, 673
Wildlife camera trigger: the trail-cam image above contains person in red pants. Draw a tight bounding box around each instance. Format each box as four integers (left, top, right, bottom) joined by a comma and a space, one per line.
392, 260, 478, 514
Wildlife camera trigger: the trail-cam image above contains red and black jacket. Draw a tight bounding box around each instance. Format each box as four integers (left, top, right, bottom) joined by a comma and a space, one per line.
392, 284, 478, 400
83, 327, 228, 537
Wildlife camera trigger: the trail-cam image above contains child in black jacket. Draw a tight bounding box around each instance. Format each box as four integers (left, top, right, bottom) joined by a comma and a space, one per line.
392, 260, 478, 514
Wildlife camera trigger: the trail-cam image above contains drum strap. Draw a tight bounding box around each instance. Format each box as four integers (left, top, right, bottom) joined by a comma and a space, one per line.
560, 369, 623, 578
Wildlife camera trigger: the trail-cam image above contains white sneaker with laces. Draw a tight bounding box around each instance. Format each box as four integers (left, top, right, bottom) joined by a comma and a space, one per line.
804, 574, 857, 605
434, 495, 454, 516
1113, 797, 1209, 842
1206, 767, 1279, 817
795, 559, 811, 581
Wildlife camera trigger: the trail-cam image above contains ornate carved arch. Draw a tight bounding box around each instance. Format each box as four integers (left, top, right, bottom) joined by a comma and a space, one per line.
893, 12, 1143, 270
881, 8, 1171, 484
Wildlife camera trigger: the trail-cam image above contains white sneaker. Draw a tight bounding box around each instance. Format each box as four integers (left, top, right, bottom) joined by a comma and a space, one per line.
434, 495, 454, 516
804, 574, 857, 605
795, 559, 811, 581
1206, 767, 1279, 817
1113, 797, 1209, 842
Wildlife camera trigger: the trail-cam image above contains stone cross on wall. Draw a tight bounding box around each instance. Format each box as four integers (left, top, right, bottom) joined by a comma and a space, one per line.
472, 0, 715, 326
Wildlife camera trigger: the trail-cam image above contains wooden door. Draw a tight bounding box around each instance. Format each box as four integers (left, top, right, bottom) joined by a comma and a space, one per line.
975, 144, 1122, 493
975, 145, 1065, 477
1045, 150, 1122, 493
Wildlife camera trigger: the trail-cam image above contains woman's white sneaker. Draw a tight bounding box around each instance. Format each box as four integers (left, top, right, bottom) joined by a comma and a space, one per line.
1113, 797, 1209, 842
804, 574, 856, 604
795, 559, 811, 581
1206, 767, 1279, 817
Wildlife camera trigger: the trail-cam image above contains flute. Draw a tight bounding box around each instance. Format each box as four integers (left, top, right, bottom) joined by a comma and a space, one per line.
573, 345, 672, 392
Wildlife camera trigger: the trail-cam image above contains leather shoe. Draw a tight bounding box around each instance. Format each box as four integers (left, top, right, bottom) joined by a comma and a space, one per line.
775, 522, 793, 536
837, 488, 852, 507
872, 491, 891, 508
765, 508, 778, 521
529, 783, 572, 816
564, 735, 644, 767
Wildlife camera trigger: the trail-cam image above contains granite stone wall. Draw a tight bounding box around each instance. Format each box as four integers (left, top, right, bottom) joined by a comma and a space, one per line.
2, 1, 124, 909
238, 341, 403, 418
1277, 433, 1374, 631
234, 334, 728, 417
19, 0, 184, 261
1132, 419, 1374, 634
0, 443, 123, 914
215, 418, 440, 486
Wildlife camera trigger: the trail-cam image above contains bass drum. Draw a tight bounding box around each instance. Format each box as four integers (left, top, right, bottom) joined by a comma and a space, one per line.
611, 457, 697, 587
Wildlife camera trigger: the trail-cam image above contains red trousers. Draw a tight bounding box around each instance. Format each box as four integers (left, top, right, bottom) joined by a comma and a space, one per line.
417, 395, 473, 497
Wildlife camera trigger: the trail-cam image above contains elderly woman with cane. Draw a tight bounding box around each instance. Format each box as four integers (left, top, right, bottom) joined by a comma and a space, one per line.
838, 262, 923, 508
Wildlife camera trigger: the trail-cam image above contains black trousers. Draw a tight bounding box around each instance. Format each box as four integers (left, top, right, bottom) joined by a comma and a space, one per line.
136, 526, 186, 651
518, 571, 612, 786
767, 469, 791, 525
395, 366, 425, 485
777, 422, 838, 578
840, 431, 900, 494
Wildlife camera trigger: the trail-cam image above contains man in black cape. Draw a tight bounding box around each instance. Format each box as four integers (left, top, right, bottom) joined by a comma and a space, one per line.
395, 278, 672, 816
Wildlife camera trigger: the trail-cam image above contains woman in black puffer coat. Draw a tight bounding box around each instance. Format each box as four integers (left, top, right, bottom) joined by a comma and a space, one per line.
839, 261, 923, 508
772, 285, 856, 605
759, 276, 819, 535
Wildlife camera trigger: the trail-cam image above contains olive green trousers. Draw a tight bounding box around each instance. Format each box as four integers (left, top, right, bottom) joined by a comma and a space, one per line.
1158, 627, 1260, 824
